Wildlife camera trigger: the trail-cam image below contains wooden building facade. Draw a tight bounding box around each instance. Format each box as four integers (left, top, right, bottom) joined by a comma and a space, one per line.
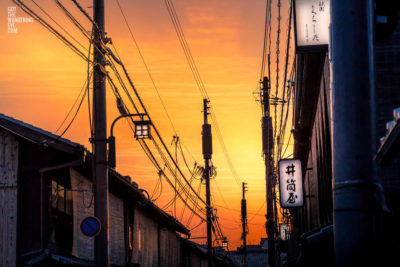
289, 52, 333, 267
287, 8, 400, 267
0, 114, 231, 267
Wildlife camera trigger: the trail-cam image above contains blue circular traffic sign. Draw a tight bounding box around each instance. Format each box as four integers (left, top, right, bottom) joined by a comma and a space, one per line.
80, 216, 101, 237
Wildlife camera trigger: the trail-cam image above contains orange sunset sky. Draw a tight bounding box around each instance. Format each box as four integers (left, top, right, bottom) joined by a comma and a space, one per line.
1, 0, 293, 249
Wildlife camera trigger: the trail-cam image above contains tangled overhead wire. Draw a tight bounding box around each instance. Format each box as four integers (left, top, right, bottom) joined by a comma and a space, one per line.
138, 189, 150, 206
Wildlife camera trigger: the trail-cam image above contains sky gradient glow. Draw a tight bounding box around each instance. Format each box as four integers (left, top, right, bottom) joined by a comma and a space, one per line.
1, 0, 293, 249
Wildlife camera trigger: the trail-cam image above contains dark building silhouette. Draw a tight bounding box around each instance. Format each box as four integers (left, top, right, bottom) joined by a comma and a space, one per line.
0, 113, 235, 267
287, 7, 400, 267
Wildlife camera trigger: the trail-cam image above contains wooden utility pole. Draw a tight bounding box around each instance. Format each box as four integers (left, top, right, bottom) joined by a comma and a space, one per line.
93, 0, 109, 266
202, 99, 213, 267
241, 182, 248, 267
261, 77, 276, 267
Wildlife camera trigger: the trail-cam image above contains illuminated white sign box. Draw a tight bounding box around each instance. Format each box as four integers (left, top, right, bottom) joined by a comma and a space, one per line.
280, 223, 290, 241
294, 0, 330, 52
279, 159, 304, 208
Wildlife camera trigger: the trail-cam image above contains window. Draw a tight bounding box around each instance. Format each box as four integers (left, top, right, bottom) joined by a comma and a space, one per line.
138, 228, 142, 251
50, 177, 73, 252
124, 205, 134, 262
129, 224, 133, 250
51, 180, 72, 215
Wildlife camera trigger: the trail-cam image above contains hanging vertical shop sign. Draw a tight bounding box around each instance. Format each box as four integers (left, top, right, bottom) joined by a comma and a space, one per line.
279, 223, 290, 241
278, 159, 304, 208
294, 0, 330, 51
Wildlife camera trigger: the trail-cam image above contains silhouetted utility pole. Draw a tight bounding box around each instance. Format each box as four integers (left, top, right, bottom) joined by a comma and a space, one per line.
241, 182, 248, 267
331, 1, 377, 266
261, 77, 276, 267
92, 0, 109, 266
172, 135, 179, 217
202, 99, 213, 267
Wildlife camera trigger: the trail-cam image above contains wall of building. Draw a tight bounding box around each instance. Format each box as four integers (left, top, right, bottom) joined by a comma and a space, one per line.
374, 10, 400, 265
309, 60, 332, 228
131, 207, 159, 266
0, 129, 19, 267
160, 227, 182, 267
188, 250, 208, 267
375, 11, 400, 199
0, 117, 235, 267
109, 193, 125, 266
293, 55, 333, 235
70, 168, 206, 267
290, 54, 334, 266
71, 168, 95, 261
291, 12, 400, 265
70, 168, 125, 266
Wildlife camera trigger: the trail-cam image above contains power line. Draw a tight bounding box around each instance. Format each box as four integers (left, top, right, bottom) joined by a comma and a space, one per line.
213, 203, 266, 218
105, 42, 207, 207
54, 0, 91, 39
110, 2, 207, 219
164, 0, 209, 99
31, 0, 88, 51
57, 72, 92, 138
104, 38, 205, 204
260, 0, 272, 80
108, 80, 206, 220
277, 64, 295, 160
13, 0, 90, 62
16, 0, 207, 229
104, 51, 207, 221
187, 181, 203, 227
248, 200, 266, 223
55, 71, 93, 135
71, 0, 95, 26
114, 0, 178, 135
276, 7, 291, 154
164, 0, 243, 186
105, 48, 208, 224
213, 179, 241, 225
276, 1, 294, 163
273, 0, 282, 143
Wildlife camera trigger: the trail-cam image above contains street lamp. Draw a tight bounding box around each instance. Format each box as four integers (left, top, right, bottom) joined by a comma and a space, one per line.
222, 239, 228, 248
134, 121, 151, 139
108, 113, 151, 168
213, 237, 228, 251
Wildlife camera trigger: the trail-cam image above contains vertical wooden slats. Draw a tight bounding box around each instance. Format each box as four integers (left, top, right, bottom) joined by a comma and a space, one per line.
0, 131, 19, 267
109, 194, 125, 266
132, 207, 158, 266
70, 169, 94, 261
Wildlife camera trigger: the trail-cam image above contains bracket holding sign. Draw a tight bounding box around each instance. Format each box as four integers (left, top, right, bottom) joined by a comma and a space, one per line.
80, 216, 101, 237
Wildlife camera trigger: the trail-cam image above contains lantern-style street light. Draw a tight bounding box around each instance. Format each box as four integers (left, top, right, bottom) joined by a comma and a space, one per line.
134, 121, 151, 139
108, 112, 151, 168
